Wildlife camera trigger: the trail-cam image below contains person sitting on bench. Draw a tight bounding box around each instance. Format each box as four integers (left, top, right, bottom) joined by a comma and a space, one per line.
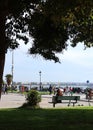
56, 88, 63, 103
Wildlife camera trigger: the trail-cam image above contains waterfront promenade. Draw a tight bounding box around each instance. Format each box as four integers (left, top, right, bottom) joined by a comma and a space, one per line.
0, 93, 93, 108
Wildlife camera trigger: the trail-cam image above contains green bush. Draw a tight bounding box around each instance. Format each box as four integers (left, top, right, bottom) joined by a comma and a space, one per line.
26, 90, 41, 107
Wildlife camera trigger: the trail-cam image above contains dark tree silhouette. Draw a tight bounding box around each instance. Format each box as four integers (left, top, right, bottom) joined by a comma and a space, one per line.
0, 0, 93, 98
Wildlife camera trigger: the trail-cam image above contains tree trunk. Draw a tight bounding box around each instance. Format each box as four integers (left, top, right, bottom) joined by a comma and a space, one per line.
0, 12, 7, 99
0, 54, 5, 98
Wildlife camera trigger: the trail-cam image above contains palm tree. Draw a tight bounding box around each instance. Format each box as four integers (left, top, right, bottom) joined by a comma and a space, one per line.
5, 74, 13, 87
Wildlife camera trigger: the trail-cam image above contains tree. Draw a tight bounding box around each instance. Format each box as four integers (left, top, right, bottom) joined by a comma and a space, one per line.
0, 0, 93, 98
0, 0, 40, 98
29, 0, 93, 55
5, 74, 13, 87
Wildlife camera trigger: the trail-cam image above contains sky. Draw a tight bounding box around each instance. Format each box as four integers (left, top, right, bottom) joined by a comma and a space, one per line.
3, 41, 93, 83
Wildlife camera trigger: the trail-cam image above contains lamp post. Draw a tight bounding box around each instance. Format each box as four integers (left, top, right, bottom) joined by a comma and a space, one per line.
86, 80, 89, 99
11, 51, 14, 88
86, 80, 89, 88
39, 71, 41, 91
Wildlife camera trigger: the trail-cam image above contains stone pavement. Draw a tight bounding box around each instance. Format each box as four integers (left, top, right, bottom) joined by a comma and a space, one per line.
0, 93, 26, 108
0, 93, 93, 109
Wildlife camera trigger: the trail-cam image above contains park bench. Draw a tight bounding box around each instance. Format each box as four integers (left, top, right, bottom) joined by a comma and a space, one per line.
52, 95, 80, 107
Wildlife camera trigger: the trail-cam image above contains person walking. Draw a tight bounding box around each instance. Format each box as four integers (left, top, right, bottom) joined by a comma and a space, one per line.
49, 85, 52, 95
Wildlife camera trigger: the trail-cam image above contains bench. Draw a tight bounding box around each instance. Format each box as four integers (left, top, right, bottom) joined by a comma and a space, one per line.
52, 95, 80, 107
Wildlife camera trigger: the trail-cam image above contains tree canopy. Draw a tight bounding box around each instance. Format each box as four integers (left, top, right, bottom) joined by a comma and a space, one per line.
28, 0, 93, 62
0, 0, 93, 61
0, 0, 93, 97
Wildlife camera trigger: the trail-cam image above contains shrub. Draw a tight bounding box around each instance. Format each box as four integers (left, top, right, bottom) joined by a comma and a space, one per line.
26, 90, 41, 107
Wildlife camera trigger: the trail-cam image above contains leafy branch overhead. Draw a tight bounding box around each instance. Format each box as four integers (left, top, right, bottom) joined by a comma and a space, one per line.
0, 0, 93, 62
28, 0, 93, 62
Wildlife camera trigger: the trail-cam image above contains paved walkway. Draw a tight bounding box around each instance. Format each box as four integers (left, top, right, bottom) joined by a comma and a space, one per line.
0, 93, 26, 108
0, 93, 93, 109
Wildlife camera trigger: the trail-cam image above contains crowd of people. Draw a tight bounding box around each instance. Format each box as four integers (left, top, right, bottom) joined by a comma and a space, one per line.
48, 85, 85, 96
48, 85, 93, 100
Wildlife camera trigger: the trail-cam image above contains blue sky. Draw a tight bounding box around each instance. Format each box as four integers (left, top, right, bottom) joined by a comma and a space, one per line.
3, 41, 93, 83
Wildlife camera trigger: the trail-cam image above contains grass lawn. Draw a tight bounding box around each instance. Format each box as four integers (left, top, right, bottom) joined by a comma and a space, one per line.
0, 107, 93, 130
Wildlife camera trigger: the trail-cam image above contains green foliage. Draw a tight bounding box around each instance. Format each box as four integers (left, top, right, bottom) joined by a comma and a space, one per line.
28, 0, 93, 62
5, 74, 13, 86
26, 90, 41, 107
5, 74, 12, 78
1, 0, 93, 61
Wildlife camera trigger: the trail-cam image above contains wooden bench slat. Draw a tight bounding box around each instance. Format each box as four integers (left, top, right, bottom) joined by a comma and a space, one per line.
57, 96, 80, 100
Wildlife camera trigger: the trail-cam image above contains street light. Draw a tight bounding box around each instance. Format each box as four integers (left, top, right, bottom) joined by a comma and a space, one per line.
11, 50, 14, 87
39, 71, 42, 91
86, 80, 89, 88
